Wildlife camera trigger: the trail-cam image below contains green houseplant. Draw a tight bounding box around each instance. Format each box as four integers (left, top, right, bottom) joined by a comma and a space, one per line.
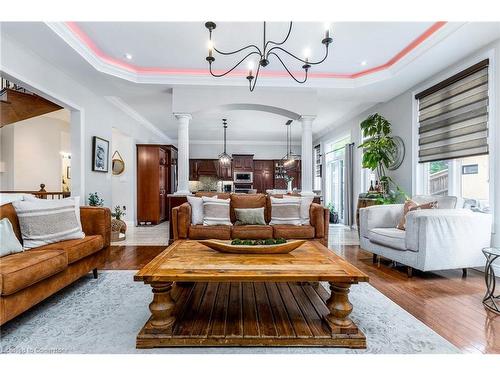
88, 192, 104, 207
326, 203, 339, 224
358, 113, 397, 192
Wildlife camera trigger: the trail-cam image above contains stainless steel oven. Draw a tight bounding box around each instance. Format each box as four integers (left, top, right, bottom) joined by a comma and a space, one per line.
233, 171, 253, 183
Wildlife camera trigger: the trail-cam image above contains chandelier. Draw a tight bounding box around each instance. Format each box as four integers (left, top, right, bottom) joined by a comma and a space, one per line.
218, 119, 231, 165
205, 22, 333, 92
282, 120, 300, 167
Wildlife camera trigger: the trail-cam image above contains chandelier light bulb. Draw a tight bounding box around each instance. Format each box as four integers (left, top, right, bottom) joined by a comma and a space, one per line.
323, 22, 331, 39
303, 48, 311, 60
248, 61, 254, 76
207, 40, 214, 57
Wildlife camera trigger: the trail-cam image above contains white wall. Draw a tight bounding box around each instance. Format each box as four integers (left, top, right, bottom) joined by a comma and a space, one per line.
111, 127, 135, 224
15, 115, 69, 191
1, 33, 168, 208
189, 142, 301, 160
0, 126, 15, 190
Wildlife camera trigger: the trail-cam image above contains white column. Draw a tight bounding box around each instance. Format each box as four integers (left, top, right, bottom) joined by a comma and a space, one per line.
492, 44, 500, 247
174, 113, 192, 195
300, 115, 315, 196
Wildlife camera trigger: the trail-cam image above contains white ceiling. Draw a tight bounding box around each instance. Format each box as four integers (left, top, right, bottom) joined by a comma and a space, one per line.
75, 22, 434, 74
2, 22, 500, 143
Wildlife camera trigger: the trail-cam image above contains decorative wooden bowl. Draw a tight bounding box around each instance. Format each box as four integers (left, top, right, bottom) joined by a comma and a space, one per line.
198, 239, 307, 254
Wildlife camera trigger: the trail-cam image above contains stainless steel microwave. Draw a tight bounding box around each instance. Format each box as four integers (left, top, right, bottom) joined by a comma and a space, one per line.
233, 171, 253, 183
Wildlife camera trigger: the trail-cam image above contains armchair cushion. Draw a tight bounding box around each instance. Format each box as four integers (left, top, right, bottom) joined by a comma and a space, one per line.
359, 204, 403, 238
368, 228, 406, 251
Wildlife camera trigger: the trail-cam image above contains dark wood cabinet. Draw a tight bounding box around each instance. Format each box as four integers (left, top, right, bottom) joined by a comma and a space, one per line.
232, 154, 254, 171
253, 160, 274, 193
137, 145, 177, 225
189, 159, 230, 180
217, 161, 232, 180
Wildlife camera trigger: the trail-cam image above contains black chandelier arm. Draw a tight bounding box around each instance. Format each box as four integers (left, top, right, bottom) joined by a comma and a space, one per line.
266, 44, 329, 66
268, 52, 308, 84
263, 22, 293, 51
209, 51, 261, 78
213, 44, 262, 57
248, 62, 262, 92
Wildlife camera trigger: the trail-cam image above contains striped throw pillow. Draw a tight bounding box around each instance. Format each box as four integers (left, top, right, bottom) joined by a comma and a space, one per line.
269, 197, 302, 225
202, 197, 232, 226
12, 197, 85, 249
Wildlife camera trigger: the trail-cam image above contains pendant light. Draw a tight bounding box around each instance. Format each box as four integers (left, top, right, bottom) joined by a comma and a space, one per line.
218, 119, 231, 165
283, 120, 300, 167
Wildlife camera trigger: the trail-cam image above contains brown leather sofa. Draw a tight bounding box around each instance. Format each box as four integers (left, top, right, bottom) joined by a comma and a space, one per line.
0, 203, 111, 325
172, 193, 329, 245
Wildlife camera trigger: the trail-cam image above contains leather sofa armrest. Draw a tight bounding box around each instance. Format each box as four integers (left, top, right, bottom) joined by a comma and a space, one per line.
173, 202, 191, 240
80, 206, 111, 247
310, 203, 328, 244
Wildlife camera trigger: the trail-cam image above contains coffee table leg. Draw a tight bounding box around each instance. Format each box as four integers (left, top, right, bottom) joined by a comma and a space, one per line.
145, 282, 176, 334
325, 282, 358, 334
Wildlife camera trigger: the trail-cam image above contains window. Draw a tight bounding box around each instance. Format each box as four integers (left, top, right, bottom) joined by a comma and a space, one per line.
416, 59, 491, 211
422, 155, 489, 210
313, 144, 321, 191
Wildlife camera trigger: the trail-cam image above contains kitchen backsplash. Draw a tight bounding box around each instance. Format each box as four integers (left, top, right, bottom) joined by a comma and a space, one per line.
189, 175, 219, 192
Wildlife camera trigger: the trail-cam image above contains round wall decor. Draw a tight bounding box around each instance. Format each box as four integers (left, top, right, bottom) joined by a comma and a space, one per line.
387, 136, 405, 170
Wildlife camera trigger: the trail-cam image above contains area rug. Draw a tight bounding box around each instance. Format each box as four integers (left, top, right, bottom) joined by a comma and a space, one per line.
0, 271, 459, 354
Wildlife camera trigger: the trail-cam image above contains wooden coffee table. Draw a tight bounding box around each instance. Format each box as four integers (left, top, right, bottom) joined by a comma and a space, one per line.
134, 240, 369, 348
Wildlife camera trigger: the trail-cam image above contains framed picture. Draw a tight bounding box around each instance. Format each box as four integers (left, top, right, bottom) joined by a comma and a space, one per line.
92, 136, 109, 172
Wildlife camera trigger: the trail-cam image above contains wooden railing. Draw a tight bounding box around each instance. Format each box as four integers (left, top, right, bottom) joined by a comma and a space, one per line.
0, 184, 70, 199
429, 170, 448, 196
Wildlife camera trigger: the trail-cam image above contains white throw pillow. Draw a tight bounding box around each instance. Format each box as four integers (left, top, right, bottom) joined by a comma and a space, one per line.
187, 195, 217, 225
0, 218, 24, 257
279, 196, 314, 225
269, 197, 302, 226
202, 196, 232, 226
12, 197, 85, 249
24, 195, 83, 230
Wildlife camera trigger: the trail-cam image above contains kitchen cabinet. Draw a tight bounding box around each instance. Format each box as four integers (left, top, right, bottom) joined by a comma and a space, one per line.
232, 154, 254, 171
217, 161, 232, 180
253, 160, 274, 193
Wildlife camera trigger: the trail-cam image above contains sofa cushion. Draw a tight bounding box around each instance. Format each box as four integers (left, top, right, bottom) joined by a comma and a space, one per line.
188, 225, 232, 240
273, 224, 315, 239
36, 235, 104, 264
0, 249, 68, 296
230, 194, 267, 223
368, 227, 407, 251
232, 225, 273, 239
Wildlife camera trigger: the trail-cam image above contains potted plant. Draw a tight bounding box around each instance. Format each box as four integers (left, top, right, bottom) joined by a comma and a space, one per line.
326, 203, 339, 224
111, 205, 127, 241
358, 113, 397, 193
88, 192, 104, 207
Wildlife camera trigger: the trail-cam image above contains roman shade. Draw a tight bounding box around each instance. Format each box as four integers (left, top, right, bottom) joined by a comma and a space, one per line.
415, 59, 489, 163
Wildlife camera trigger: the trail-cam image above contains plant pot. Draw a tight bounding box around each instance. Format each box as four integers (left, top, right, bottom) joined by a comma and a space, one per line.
329, 211, 339, 224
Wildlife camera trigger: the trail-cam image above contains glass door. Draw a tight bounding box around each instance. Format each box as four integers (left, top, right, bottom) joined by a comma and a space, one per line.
324, 136, 350, 224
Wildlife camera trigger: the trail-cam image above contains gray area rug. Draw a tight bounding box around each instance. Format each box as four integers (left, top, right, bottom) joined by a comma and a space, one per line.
0, 271, 459, 354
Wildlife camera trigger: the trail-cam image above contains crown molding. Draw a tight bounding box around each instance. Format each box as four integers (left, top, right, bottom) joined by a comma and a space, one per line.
104, 96, 171, 142
187, 139, 301, 146
45, 22, 466, 89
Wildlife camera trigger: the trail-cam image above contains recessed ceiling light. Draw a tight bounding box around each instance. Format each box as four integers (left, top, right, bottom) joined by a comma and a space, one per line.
124, 53, 133, 60
360, 60, 367, 66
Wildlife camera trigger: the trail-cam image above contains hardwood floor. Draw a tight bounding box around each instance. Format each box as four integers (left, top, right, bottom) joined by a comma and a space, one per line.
103, 243, 500, 353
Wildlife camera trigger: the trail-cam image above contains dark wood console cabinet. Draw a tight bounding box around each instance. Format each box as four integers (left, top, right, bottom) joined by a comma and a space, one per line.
137, 144, 177, 225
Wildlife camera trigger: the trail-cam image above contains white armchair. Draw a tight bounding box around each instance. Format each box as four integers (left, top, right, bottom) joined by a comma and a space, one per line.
359, 199, 492, 277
